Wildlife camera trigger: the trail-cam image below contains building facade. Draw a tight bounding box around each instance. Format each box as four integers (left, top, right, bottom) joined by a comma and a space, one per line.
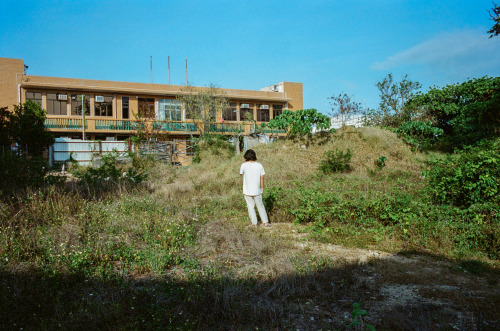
0, 57, 302, 141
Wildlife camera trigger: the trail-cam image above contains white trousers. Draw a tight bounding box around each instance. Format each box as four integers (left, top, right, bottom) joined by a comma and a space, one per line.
244, 195, 269, 225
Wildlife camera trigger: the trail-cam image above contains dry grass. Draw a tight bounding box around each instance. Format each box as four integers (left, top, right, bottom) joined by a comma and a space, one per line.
1, 127, 498, 329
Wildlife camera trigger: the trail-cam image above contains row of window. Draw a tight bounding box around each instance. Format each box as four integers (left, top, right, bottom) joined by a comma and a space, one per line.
27, 92, 114, 117
26, 91, 284, 122
222, 103, 283, 122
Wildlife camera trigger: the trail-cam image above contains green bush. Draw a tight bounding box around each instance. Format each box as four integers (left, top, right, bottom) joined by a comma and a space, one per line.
425, 141, 500, 207
319, 149, 352, 174
72, 152, 147, 189
0, 153, 50, 193
396, 121, 444, 149
193, 134, 234, 163
374, 156, 387, 168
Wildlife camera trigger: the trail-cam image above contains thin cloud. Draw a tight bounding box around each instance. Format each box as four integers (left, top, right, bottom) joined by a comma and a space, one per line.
372, 29, 500, 79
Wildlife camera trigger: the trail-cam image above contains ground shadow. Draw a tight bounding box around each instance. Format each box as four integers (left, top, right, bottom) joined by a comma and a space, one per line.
1, 252, 498, 330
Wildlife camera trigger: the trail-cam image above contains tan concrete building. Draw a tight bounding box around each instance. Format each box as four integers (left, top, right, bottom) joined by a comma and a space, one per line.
0, 57, 302, 140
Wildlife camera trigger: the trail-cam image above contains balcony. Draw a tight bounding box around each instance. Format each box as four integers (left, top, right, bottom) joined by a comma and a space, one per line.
44, 117, 287, 136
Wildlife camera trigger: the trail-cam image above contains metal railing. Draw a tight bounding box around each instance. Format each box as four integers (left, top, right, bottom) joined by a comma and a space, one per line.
206, 122, 243, 133
95, 119, 143, 131
45, 118, 86, 130
152, 121, 198, 132
44, 118, 287, 136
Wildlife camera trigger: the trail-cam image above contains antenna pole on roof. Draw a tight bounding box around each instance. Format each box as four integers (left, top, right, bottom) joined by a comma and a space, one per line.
185, 58, 188, 86
168, 56, 170, 85
150, 55, 153, 83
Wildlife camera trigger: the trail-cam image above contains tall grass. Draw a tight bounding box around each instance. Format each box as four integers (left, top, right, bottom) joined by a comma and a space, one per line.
0, 126, 498, 329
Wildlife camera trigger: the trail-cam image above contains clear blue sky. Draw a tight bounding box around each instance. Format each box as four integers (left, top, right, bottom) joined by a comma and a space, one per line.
1, 0, 499, 114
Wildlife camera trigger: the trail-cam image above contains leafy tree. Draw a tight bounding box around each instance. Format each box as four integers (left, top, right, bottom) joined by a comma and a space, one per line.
0, 107, 13, 150
267, 108, 331, 137
177, 85, 230, 135
395, 120, 444, 150
328, 92, 362, 126
488, 2, 500, 38
10, 100, 54, 156
406, 76, 500, 148
376, 73, 422, 126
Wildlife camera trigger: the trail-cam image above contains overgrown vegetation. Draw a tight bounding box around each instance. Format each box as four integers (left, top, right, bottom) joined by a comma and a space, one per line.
0, 101, 55, 194
192, 134, 235, 163
0, 118, 498, 328
319, 148, 352, 174
425, 139, 499, 208
267, 108, 331, 137
406, 76, 500, 149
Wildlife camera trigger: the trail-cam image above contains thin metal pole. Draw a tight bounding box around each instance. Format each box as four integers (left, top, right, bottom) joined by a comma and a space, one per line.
150, 55, 153, 83
168, 56, 170, 84
185, 58, 188, 86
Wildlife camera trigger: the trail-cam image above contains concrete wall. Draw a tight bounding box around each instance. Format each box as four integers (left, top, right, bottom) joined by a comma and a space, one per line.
0, 58, 25, 110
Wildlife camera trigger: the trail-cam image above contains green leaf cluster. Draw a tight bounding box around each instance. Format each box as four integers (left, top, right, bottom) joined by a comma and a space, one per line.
407, 76, 500, 148
426, 140, 500, 207
0, 100, 55, 156
395, 120, 444, 149
73, 152, 148, 188
319, 149, 352, 174
267, 108, 330, 137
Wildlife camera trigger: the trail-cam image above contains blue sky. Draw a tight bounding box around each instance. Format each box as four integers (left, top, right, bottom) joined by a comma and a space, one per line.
1, 0, 499, 114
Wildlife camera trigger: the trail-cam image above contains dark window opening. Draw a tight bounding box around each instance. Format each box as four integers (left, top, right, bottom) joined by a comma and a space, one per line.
94, 95, 113, 117
46, 93, 67, 115
273, 104, 283, 118
138, 98, 155, 119
71, 94, 90, 116
122, 97, 129, 119
223, 102, 237, 121
257, 104, 270, 122
240, 103, 254, 121
25, 91, 42, 106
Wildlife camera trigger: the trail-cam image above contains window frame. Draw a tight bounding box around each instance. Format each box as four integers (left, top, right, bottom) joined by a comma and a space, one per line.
94, 95, 113, 117
137, 97, 156, 119
71, 94, 91, 116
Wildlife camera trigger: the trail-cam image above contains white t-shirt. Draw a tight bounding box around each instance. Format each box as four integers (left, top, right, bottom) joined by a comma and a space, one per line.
240, 161, 265, 196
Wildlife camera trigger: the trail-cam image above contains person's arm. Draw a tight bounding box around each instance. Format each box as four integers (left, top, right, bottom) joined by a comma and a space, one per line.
260, 175, 264, 194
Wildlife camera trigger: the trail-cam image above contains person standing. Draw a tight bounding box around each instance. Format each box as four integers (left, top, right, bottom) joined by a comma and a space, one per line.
240, 149, 270, 227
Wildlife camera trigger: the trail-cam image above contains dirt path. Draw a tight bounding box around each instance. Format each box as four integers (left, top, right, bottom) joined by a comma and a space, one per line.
235, 222, 500, 329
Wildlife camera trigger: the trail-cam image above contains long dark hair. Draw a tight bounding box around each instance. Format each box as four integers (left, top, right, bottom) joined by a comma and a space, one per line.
244, 149, 257, 161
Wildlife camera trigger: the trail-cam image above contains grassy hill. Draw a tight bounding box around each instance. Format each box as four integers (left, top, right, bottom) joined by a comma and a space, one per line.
0, 127, 498, 329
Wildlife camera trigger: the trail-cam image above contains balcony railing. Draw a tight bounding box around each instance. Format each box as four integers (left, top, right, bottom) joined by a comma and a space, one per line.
206, 123, 243, 133
95, 119, 143, 131
153, 121, 198, 132
45, 118, 87, 130
44, 118, 287, 136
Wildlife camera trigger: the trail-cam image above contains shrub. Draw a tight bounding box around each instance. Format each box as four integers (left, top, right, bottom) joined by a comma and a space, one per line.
374, 156, 387, 168
319, 149, 352, 174
193, 134, 234, 163
72, 152, 147, 189
0, 153, 50, 194
396, 121, 444, 150
425, 141, 500, 207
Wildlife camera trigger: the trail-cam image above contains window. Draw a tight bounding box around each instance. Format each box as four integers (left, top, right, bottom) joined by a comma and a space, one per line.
71, 94, 90, 116
222, 102, 237, 121
240, 103, 254, 121
25, 91, 42, 106
257, 104, 270, 122
273, 104, 283, 118
138, 98, 155, 119
94, 95, 113, 117
159, 99, 182, 121
46, 93, 67, 115
122, 96, 129, 119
